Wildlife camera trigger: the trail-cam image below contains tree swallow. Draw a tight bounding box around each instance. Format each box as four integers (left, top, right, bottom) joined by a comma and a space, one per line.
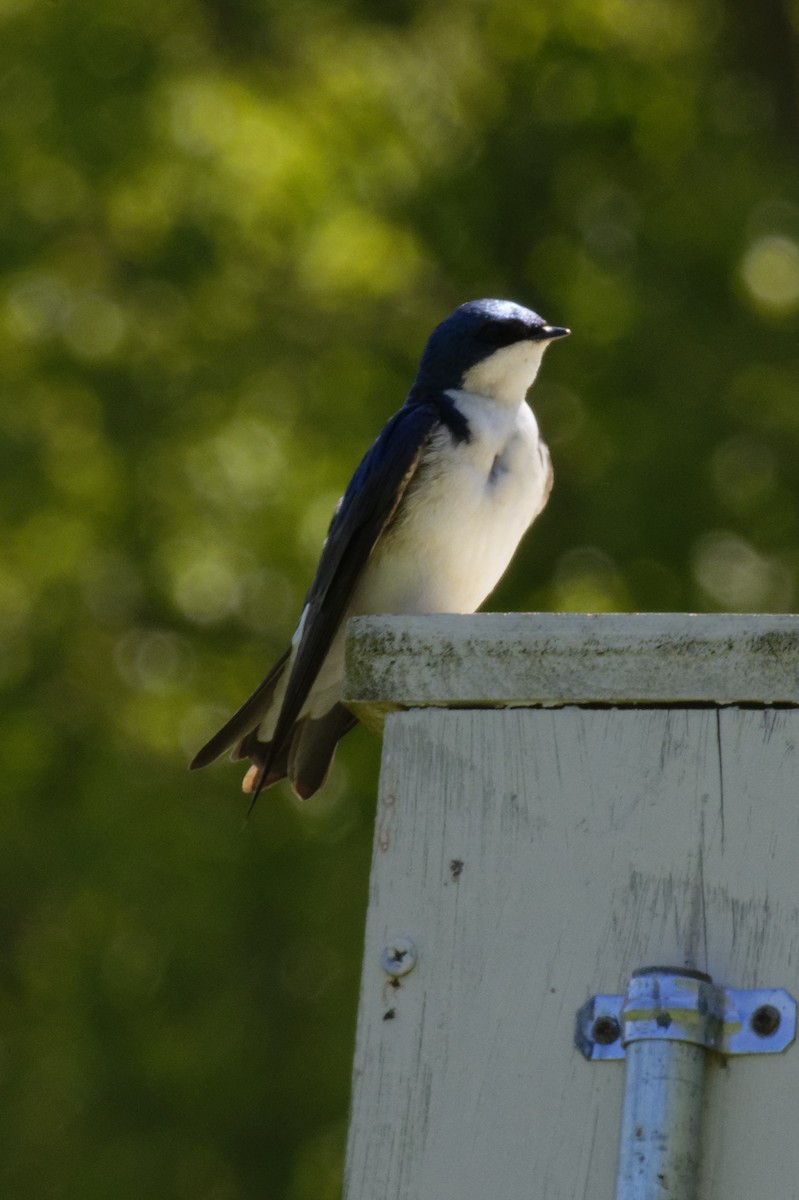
190, 298, 569, 803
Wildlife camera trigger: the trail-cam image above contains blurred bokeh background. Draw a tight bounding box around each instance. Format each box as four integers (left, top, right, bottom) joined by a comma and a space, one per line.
2, 0, 799, 1193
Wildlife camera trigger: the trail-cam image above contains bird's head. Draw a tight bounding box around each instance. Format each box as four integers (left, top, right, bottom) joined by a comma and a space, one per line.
416, 298, 569, 406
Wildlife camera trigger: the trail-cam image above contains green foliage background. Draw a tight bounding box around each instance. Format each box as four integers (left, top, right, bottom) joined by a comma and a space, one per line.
2, 0, 799, 1193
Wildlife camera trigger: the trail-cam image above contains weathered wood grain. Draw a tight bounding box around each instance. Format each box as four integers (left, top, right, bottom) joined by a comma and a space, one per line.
344, 614, 799, 729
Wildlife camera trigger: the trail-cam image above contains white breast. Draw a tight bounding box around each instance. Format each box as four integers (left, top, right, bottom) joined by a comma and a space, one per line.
353, 390, 552, 616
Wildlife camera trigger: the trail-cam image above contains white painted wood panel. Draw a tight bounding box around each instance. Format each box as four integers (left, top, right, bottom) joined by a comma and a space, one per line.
343, 705, 799, 1200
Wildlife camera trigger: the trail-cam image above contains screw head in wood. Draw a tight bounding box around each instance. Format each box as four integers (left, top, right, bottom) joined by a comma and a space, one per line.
381, 935, 417, 977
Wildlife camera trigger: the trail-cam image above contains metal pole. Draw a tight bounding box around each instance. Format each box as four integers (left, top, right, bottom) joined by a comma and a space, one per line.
615, 1038, 706, 1199
613, 968, 712, 1200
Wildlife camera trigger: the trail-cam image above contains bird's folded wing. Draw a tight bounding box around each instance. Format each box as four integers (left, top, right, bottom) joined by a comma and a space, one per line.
189, 401, 440, 775
264, 401, 441, 765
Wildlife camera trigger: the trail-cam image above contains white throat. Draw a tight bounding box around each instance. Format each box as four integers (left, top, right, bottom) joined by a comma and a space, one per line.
459, 340, 547, 407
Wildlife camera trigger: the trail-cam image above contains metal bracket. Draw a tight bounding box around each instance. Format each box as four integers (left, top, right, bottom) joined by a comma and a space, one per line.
577, 967, 797, 1199
576, 966, 796, 1061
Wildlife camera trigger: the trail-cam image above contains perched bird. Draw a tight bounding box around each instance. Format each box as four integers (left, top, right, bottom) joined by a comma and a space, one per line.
191, 298, 569, 803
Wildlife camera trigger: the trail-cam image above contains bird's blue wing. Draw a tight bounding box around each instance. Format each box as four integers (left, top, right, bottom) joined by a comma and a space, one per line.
261, 400, 441, 776
189, 399, 444, 781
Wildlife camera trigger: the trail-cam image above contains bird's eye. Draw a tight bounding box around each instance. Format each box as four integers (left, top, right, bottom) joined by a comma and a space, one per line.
479, 318, 529, 347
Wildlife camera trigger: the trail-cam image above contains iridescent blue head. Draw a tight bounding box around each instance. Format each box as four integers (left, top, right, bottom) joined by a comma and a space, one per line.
415, 298, 569, 404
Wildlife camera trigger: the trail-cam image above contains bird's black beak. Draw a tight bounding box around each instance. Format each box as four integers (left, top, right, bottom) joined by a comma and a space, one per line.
538, 325, 570, 341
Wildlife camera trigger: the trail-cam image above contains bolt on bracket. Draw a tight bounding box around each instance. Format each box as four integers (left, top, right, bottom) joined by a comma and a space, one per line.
576, 966, 797, 1061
